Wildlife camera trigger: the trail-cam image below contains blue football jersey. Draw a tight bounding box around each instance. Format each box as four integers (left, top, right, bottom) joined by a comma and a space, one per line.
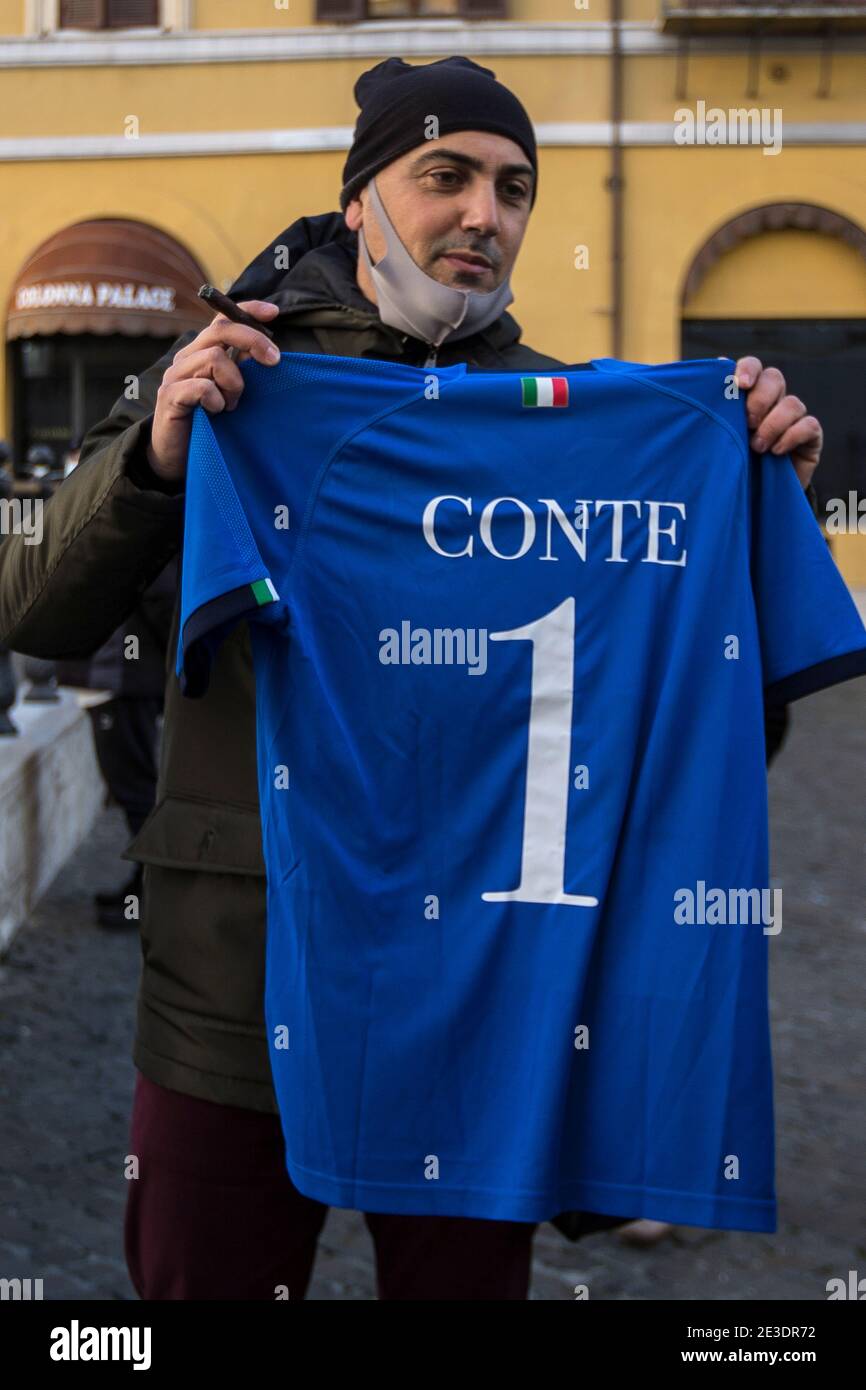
176, 352, 866, 1230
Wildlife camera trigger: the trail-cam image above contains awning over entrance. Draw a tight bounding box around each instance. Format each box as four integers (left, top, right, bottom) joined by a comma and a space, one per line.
6, 218, 213, 340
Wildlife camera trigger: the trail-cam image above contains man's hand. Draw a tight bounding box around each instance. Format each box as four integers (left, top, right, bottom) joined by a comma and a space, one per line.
147, 299, 281, 485
733, 357, 823, 491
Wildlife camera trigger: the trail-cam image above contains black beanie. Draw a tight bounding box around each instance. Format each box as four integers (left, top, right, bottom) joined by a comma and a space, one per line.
339, 56, 538, 213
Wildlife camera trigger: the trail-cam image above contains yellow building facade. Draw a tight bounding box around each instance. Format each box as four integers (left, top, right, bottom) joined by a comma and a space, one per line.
1, 0, 865, 579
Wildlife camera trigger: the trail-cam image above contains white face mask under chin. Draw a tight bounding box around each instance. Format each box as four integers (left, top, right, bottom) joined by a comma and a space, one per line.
357, 174, 515, 352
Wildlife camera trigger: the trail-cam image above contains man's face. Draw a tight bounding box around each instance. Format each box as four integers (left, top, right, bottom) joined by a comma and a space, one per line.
345, 130, 534, 300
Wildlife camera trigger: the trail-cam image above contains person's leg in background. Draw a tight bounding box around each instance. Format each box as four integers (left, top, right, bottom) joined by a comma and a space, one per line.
124, 1072, 329, 1301
90, 694, 162, 840
364, 1209, 537, 1301
90, 695, 162, 925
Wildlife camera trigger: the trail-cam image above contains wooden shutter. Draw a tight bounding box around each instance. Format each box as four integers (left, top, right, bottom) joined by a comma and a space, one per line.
60, 0, 160, 24
315, 0, 367, 21
457, 0, 507, 16
60, 0, 105, 28
107, 0, 160, 25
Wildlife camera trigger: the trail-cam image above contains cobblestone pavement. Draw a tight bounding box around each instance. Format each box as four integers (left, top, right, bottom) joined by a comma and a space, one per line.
1, 678, 863, 1301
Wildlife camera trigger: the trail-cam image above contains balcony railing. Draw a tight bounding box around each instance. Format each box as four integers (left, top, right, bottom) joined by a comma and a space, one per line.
660, 0, 866, 33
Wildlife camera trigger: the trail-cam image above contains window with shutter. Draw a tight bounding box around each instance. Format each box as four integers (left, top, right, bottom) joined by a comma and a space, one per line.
107, 0, 160, 24
315, 0, 504, 18
457, 0, 506, 15
367, 0, 462, 13
60, 0, 105, 27
315, 0, 367, 20
60, 0, 160, 27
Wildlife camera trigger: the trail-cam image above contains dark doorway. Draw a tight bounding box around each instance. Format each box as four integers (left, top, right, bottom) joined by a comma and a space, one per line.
11, 332, 177, 470
681, 319, 866, 511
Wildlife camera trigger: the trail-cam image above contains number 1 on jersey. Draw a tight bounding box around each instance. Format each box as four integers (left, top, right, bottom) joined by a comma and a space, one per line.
482, 596, 599, 909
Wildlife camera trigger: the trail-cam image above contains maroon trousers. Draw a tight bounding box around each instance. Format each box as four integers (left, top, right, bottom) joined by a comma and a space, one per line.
124, 1071, 537, 1300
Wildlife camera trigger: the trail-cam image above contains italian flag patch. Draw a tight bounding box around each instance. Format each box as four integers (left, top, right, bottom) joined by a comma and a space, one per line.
521, 376, 569, 408
250, 577, 279, 605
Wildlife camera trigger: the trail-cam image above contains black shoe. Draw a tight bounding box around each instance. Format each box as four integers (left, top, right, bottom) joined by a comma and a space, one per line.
94, 866, 143, 908
95, 866, 143, 928
96, 902, 140, 930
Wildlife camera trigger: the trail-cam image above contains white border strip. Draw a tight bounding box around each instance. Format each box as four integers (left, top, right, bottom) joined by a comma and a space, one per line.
0, 122, 864, 162
3, 21, 866, 67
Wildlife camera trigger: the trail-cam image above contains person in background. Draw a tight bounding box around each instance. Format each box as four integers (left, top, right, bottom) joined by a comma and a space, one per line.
54, 553, 178, 929
0, 443, 14, 735
25, 443, 58, 483
63, 434, 83, 479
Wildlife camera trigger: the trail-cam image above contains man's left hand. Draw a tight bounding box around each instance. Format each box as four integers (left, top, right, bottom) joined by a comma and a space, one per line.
734, 357, 822, 491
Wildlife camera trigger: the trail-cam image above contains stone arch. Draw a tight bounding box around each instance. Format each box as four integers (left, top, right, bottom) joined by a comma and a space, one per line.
681, 202, 866, 307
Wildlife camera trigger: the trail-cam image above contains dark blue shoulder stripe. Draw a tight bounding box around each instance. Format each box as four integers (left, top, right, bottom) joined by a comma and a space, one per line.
764, 647, 866, 705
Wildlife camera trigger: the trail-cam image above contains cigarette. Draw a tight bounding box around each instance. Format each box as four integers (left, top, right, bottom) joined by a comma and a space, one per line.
197, 284, 278, 342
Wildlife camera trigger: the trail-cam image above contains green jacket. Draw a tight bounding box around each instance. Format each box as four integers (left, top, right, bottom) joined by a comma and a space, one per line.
3, 211, 575, 1112
0, 213, 791, 1114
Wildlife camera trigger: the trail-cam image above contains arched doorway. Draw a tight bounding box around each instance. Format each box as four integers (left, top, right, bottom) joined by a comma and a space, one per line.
680, 202, 866, 583
5, 218, 212, 470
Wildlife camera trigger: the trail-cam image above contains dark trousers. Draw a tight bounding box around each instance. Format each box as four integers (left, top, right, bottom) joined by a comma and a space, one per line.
124, 1072, 537, 1301
88, 696, 162, 837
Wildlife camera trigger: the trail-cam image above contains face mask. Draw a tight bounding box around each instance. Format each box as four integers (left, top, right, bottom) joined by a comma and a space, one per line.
357, 175, 515, 349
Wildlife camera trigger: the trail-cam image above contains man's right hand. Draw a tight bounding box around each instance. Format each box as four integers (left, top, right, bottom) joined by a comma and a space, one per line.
146, 299, 281, 484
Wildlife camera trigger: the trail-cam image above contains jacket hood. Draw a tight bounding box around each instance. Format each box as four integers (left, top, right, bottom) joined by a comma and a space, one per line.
225, 211, 525, 361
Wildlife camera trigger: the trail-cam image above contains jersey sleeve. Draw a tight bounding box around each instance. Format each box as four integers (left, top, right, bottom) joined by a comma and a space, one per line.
752, 448, 866, 702
175, 405, 285, 698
